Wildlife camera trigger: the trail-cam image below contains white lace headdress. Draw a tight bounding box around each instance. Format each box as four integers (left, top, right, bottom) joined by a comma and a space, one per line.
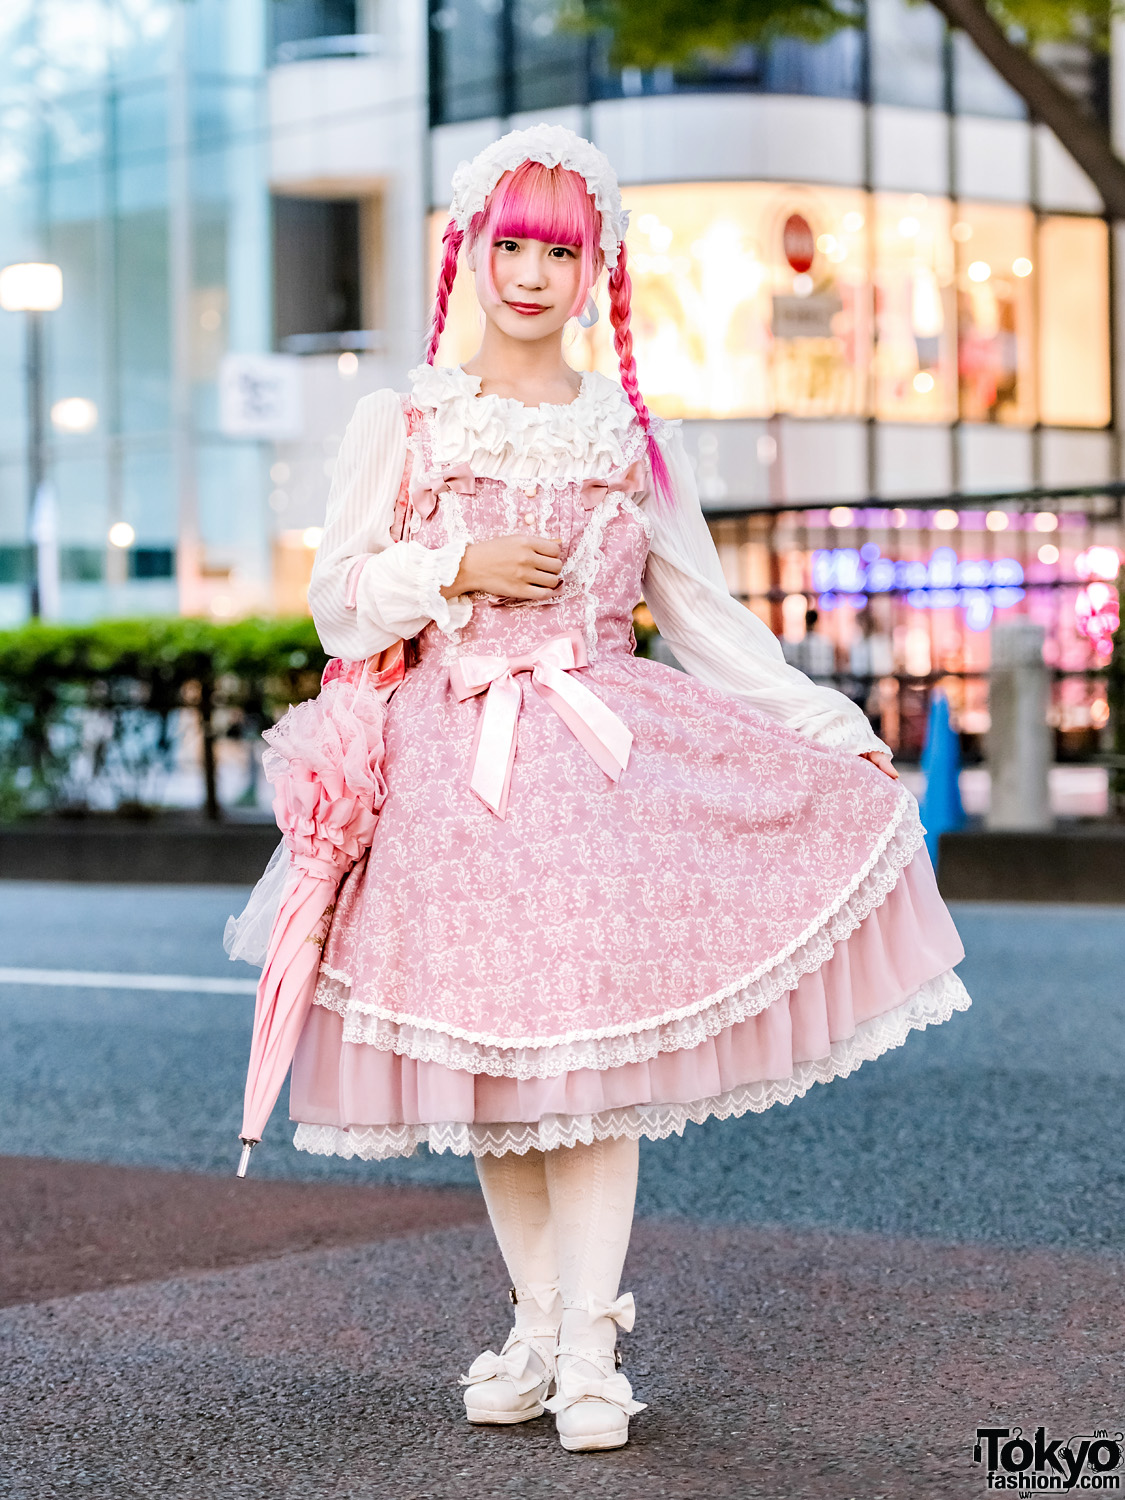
448, 124, 629, 269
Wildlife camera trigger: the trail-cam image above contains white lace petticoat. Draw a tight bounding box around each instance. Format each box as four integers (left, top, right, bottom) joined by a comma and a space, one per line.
292, 966, 970, 1160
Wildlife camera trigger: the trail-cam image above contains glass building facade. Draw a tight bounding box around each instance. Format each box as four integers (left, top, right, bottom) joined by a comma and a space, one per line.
0, 0, 271, 623
425, 0, 1118, 762
0, 0, 1117, 660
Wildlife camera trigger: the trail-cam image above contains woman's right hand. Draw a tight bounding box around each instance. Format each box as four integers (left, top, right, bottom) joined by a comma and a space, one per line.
440, 534, 563, 601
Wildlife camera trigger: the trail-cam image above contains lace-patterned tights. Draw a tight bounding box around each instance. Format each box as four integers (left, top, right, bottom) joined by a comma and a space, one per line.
474, 1137, 639, 1353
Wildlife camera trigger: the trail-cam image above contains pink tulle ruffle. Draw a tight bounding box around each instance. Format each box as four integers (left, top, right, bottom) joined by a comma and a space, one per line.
264, 674, 389, 878
290, 840, 964, 1130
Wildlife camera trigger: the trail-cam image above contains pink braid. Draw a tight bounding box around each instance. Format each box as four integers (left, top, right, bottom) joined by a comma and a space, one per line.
608, 241, 673, 509
426, 217, 464, 365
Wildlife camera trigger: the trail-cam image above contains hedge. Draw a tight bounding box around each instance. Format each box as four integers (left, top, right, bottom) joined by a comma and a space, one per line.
0, 610, 661, 820
0, 617, 328, 821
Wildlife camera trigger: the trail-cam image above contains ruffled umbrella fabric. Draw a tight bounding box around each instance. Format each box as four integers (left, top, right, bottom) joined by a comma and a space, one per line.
233, 664, 392, 1175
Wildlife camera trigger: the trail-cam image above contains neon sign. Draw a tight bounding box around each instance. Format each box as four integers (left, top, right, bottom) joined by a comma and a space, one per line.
813, 545, 1025, 630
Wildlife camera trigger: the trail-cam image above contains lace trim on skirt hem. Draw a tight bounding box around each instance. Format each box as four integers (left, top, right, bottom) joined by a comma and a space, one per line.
310, 795, 925, 1080
292, 966, 970, 1161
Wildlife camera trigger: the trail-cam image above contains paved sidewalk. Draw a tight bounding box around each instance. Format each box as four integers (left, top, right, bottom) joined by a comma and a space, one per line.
4, 1214, 1123, 1500
0, 1156, 486, 1308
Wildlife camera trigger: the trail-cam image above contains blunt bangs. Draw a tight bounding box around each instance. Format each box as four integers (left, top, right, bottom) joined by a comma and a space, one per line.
473, 161, 602, 313
488, 161, 599, 250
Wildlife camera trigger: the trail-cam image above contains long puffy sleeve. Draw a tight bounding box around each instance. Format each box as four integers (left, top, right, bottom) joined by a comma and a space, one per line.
307, 388, 472, 660
641, 425, 891, 758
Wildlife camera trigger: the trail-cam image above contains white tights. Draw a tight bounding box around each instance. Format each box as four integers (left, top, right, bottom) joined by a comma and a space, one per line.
474, 1135, 640, 1356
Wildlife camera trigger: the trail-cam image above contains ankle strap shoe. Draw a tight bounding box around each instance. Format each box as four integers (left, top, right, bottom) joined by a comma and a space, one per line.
542, 1292, 645, 1452
460, 1285, 559, 1426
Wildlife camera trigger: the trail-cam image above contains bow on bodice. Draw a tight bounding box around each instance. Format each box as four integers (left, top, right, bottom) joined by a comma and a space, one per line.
448, 629, 632, 819
411, 461, 477, 519
413, 457, 643, 518
579, 458, 647, 510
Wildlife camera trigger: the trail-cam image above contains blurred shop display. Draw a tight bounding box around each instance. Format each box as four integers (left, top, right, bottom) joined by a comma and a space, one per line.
708, 493, 1123, 767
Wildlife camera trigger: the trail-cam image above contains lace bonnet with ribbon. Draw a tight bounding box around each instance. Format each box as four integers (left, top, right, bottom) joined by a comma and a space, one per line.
448, 123, 630, 269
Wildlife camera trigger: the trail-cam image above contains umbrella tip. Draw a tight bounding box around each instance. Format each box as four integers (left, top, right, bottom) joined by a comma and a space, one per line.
237, 1140, 255, 1179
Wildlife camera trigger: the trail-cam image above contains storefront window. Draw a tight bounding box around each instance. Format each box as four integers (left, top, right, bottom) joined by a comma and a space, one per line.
1038, 215, 1111, 429
954, 202, 1036, 424
873, 192, 957, 422
428, 187, 1109, 431
585, 183, 871, 420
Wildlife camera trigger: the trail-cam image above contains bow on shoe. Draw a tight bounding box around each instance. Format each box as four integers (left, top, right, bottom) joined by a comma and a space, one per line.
459, 1342, 544, 1397
584, 1291, 636, 1332
542, 1370, 647, 1417
578, 458, 648, 510
411, 461, 477, 519
448, 628, 632, 819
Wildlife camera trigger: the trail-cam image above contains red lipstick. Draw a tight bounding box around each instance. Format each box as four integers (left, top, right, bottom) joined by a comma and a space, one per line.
507, 302, 547, 316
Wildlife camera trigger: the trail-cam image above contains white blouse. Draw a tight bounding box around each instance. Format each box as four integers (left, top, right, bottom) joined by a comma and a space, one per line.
307, 364, 890, 759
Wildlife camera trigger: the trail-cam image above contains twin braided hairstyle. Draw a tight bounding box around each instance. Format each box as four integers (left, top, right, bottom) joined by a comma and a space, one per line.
424, 160, 672, 506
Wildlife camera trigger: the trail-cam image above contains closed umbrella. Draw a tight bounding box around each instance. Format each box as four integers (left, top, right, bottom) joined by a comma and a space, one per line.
230, 650, 401, 1176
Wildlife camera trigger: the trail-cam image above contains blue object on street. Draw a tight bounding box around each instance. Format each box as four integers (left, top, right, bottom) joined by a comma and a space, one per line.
919, 689, 965, 862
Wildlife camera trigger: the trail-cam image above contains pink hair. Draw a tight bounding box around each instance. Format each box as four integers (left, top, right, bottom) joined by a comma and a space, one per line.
608, 240, 672, 508
425, 216, 465, 366
425, 161, 671, 507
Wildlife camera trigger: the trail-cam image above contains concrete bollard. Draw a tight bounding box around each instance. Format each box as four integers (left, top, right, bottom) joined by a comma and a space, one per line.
987, 620, 1052, 830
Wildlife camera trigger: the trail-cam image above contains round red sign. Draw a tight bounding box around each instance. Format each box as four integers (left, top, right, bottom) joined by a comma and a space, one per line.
783, 213, 815, 274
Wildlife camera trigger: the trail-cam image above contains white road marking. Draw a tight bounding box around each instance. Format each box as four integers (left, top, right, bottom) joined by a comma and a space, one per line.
0, 966, 257, 995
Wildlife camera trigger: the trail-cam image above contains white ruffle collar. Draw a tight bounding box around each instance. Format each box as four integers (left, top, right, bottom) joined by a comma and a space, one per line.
407, 363, 642, 478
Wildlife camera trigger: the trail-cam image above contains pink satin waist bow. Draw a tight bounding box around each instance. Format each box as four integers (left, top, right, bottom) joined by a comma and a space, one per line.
448, 628, 632, 818
579, 457, 647, 510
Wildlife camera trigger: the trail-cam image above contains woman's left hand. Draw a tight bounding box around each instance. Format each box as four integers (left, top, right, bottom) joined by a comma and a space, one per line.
860, 750, 898, 780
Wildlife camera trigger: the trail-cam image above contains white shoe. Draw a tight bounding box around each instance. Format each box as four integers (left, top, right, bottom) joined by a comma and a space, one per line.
542, 1292, 646, 1452
460, 1285, 559, 1425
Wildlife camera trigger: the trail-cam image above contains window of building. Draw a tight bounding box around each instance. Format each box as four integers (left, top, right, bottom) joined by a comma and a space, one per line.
270, 1, 359, 57
867, 0, 946, 110
954, 202, 1035, 425
272, 196, 363, 346
512, 0, 589, 112
1038, 215, 1111, 429
950, 32, 1025, 118
873, 192, 957, 422
429, 0, 505, 124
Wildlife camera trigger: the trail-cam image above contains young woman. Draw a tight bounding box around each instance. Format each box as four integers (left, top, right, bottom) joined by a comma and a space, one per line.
292, 125, 971, 1453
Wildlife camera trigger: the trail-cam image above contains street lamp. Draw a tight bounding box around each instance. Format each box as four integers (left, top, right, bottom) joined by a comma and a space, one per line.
0, 262, 64, 618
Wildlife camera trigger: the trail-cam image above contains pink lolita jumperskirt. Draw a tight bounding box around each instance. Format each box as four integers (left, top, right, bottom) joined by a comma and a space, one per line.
288, 431, 971, 1160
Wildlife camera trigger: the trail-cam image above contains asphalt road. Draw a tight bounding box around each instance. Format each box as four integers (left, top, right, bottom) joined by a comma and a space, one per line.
1, 882, 1123, 1252
3, 882, 1125, 1499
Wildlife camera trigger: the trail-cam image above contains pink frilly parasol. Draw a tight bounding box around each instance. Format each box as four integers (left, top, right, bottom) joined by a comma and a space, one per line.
227, 649, 403, 1176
